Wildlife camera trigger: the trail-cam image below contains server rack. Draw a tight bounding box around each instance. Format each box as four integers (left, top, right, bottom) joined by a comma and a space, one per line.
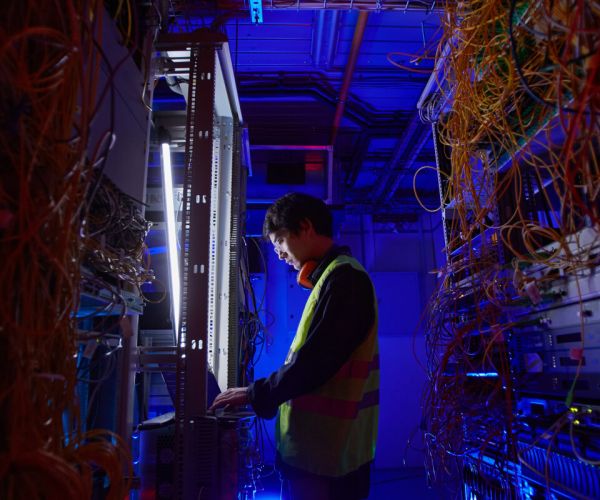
149, 31, 251, 500
419, 3, 600, 498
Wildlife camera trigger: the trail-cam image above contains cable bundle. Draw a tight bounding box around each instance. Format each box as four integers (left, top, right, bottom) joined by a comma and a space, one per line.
238, 238, 272, 388
430, 0, 600, 251
82, 172, 155, 308
0, 1, 133, 498
86, 172, 150, 260
418, 0, 600, 493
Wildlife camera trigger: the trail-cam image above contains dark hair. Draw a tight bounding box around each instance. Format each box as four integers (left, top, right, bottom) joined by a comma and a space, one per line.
263, 192, 333, 239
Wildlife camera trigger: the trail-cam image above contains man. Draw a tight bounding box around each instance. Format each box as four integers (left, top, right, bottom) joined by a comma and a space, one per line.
210, 193, 379, 500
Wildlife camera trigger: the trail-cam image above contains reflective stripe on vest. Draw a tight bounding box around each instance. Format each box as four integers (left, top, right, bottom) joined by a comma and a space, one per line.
276, 254, 379, 477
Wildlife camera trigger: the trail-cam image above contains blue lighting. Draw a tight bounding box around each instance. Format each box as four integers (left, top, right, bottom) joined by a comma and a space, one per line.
153, 97, 185, 103
148, 245, 167, 255
152, 96, 186, 111
466, 372, 499, 378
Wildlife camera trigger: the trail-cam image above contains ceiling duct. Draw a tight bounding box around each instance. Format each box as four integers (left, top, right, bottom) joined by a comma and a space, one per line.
330, 11, 369, 146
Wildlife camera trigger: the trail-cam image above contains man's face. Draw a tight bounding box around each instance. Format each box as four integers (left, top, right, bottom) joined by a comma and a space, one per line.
269, 227, 310, 271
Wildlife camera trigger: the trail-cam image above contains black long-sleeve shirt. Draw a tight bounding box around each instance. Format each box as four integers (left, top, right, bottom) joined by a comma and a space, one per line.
248, 246, 376, 419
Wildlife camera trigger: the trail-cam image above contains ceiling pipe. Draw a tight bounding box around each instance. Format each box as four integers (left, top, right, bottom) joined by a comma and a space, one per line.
239, 83, 369, 127
383, 123, 431, 201
370, 112, 422, 200
330, 10, 369, 146
325, 10, 341, 69
313, 10, 326, 67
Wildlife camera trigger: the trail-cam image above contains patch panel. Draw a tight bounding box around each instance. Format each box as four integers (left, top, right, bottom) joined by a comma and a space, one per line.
512, 372, 600, 401
509, 324, 600, 352
517, 441, 600, 499
511, 289, 600, 326
463, 437, 600, 499
517, 397, 600, 420
462, 453, 519, 500
510, 346, 600, 375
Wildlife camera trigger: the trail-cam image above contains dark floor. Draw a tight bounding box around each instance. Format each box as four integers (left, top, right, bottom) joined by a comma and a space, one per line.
254, 467, 450, 500
368, 468, 449, 499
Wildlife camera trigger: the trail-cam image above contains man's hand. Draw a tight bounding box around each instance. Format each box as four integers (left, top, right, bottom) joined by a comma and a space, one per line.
209, 387, 249, 411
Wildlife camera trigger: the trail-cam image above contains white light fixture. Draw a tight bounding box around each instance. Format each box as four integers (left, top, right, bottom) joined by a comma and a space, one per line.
160, 143, 180, 339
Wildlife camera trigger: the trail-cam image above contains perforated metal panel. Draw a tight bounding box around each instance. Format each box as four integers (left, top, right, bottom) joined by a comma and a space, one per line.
155, 31, 245, 500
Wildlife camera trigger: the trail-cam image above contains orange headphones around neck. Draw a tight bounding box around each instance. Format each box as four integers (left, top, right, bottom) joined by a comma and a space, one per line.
297, 260, 318, 289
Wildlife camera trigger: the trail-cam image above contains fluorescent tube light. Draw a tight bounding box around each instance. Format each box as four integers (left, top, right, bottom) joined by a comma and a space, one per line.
160, 143, 180, 338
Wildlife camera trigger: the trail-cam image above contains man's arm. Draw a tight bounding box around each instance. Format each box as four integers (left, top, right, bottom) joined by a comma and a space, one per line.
247, 265, 375, 418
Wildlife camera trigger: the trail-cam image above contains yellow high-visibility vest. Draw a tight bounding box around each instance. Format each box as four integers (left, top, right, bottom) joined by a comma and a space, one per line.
276, 255, 379, 477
